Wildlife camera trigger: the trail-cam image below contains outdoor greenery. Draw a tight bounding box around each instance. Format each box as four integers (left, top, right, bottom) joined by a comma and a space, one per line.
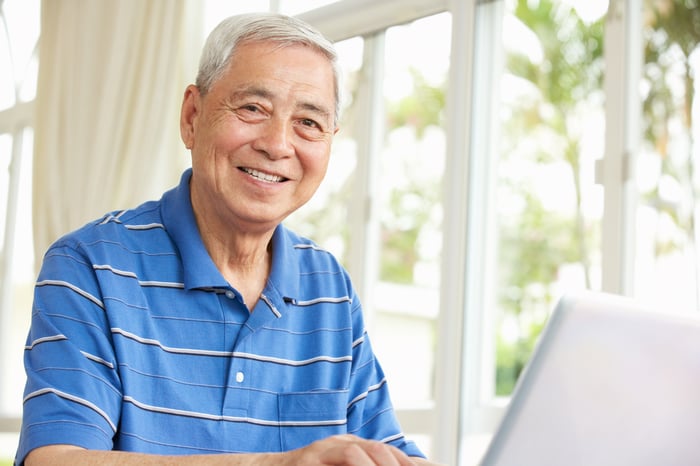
382, 71, 445, 284
494, 0, 605, 395
641, 0, 700, 304
494, 0, 700, 395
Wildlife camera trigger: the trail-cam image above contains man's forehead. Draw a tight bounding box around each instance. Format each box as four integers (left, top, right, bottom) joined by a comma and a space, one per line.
219, 42, 336, 114
227, 74, 333, 112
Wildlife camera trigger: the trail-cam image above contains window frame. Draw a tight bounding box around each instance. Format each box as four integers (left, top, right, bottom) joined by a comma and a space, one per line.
599, 0, 641, 295
0, 97, 34, 437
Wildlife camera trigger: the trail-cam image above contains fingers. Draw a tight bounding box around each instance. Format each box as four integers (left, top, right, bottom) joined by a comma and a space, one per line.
316, 435, 417, 466
364, 440, 416, 466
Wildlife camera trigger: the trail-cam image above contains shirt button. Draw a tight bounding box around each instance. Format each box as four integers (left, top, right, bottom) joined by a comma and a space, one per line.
235, 371, 245, 383
225, 290, 235, 299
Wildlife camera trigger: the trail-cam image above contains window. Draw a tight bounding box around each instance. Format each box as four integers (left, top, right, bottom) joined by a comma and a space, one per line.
636, 1, 700, 312
0, 0, 39, 458
492, 0, 606, 397
459, 1, 700, 464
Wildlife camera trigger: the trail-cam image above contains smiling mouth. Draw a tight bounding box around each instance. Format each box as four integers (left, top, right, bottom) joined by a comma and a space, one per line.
239, 167, 287, 183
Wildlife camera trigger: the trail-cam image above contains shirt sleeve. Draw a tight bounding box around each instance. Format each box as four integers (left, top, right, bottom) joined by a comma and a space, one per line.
345, 291, 426, 458
15, 241, 123, 465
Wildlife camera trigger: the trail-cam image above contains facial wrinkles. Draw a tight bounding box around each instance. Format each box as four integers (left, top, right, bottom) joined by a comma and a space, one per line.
255, 62, 334, 127
201, 97, 295, 186
203, 45, 334, 178
244, 88, 332, 134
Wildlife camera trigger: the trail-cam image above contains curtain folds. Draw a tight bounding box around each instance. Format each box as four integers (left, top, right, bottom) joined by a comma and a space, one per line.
33, 0, 199, 264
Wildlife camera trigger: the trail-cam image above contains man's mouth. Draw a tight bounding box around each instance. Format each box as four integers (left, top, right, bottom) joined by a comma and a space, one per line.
239, 167, 286, 183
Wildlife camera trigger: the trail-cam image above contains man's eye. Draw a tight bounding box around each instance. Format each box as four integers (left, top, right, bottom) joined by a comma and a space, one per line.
241, 105, 260, 112
295, 119, 328, 141
234, 104, 267, 122
301, 118, 319, 128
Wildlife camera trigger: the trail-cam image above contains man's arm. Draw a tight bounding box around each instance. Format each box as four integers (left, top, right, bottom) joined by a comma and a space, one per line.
26, 445, 281, 466
25, 435, 438, 466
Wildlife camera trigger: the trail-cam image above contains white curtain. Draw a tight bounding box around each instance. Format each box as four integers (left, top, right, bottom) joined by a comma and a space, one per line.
33, 0, 201, 264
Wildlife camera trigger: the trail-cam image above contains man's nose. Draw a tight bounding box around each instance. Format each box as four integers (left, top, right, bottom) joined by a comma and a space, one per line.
252, 117, 295, 160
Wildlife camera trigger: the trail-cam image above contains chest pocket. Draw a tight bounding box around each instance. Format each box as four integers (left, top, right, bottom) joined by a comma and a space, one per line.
278, 391, 348, 450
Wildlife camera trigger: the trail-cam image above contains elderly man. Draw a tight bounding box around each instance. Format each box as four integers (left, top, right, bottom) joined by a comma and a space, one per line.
16, 12, 440, 466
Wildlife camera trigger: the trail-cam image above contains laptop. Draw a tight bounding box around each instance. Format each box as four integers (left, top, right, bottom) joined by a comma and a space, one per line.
480, 291, 700, 466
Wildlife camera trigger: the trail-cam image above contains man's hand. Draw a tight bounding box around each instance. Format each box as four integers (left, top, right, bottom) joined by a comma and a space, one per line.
284, 434, 421, 466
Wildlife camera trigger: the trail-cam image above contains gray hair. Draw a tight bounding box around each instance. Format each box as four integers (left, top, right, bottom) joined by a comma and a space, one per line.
196, 12, 342, 125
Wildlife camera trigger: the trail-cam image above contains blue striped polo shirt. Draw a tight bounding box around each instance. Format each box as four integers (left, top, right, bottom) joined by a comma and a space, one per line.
15, 169, 423, 464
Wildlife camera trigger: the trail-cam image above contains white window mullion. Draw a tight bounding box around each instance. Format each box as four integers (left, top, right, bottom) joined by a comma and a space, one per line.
599, 0, 642, 296
0, 123, 31, 431
345, 32, 386, 331
462, 0, 506, 433
432, 0, 479, 464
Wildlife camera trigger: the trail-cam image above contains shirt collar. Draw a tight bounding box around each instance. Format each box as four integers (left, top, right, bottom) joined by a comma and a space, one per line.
161, 169, 301, 301
264, 223, 301, 304
161, 169, 228, 290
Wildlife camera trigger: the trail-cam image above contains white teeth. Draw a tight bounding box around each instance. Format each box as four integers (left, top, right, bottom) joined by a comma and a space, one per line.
243, 168, 283, 183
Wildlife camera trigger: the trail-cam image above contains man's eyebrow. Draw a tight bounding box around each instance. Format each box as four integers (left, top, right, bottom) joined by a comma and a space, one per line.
298, 101, 333, 122
229, 86, 272, 101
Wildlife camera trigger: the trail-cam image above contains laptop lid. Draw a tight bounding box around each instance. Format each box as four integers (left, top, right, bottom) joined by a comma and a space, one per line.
480, 291, 700, 466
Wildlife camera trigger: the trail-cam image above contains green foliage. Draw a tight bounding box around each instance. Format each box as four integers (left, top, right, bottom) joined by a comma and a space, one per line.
387, 69, 445, 138
495, 0, 605, 394
381, 228, 419, 284
641, 0, 700, 265
496, 317, 547, 396
494, 0, 700, 396
646, 0, 700, 58
379, 178, 441, 283
380, 69, 444, 284
498, 192, 580, 311
512, 0, 604, 111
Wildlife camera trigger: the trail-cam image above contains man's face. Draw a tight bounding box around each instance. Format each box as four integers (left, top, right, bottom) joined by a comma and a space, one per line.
180, 40, 337, 234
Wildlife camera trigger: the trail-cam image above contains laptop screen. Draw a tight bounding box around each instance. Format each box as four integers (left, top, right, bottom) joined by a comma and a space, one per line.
480, 291, 700, 466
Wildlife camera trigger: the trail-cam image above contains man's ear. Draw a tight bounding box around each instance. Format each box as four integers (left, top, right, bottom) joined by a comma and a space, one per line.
180, 84, 201, 149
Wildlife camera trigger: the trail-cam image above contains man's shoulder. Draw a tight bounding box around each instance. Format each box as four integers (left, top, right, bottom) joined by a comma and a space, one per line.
49, 199, 169, 254
281, 226, 345, 270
